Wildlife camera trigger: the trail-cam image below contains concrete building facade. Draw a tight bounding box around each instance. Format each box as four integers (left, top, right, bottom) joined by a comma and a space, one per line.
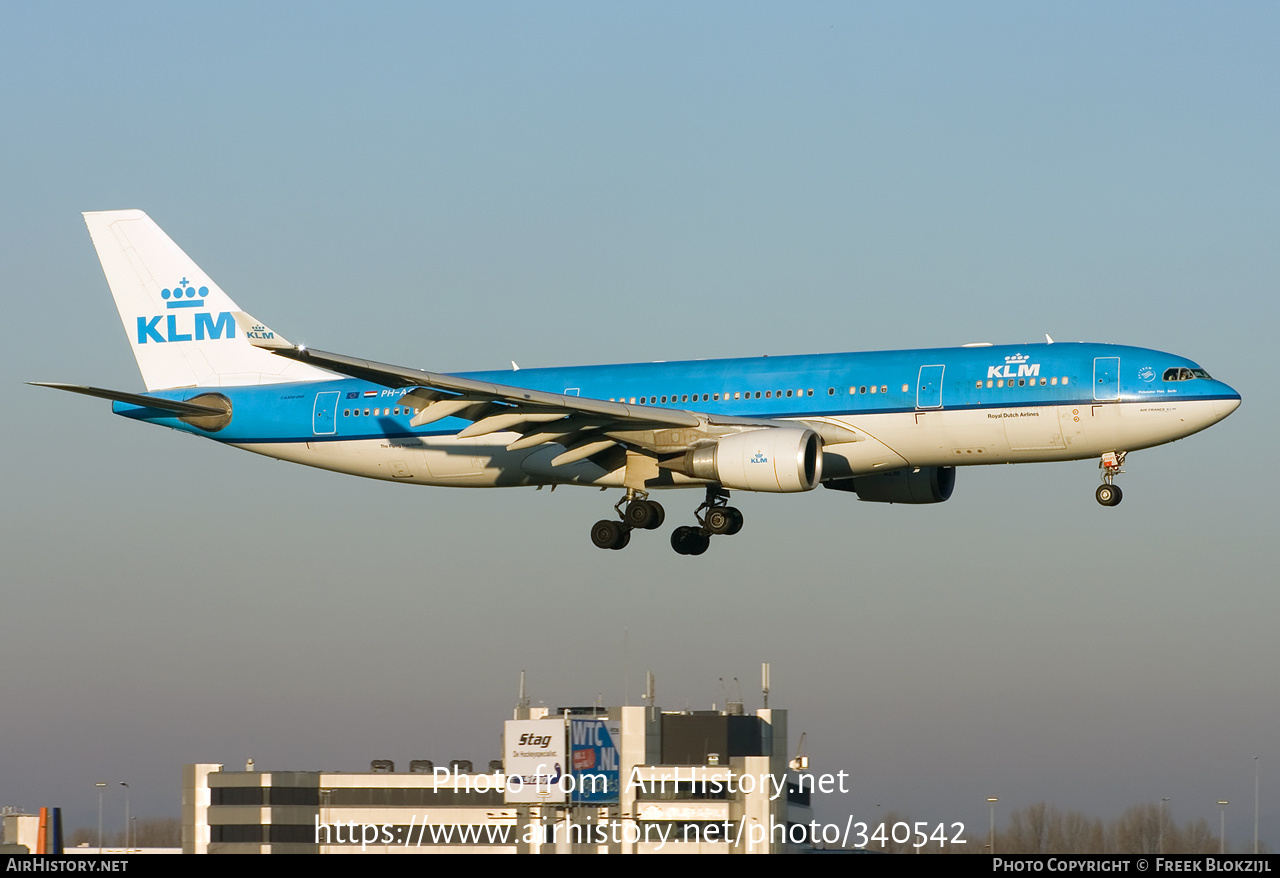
183, 703, 813, 854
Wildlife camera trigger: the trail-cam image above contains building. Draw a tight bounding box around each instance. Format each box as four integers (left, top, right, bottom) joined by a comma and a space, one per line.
184, 700, 814, 853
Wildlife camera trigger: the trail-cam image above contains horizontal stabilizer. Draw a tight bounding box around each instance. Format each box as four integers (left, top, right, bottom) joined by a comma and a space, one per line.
29, 382, 228, 416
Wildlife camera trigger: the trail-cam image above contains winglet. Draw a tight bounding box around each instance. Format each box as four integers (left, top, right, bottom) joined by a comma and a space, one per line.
233, 312, 294, 350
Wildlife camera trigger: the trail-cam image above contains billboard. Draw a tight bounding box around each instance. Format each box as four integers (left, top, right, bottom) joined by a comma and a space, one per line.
570, 719, 620, 803
504, 720, 566, 804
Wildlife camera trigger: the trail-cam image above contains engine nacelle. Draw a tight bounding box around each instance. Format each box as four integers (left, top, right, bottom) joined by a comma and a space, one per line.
824, 466, 955, 504
676, 428, 823, 493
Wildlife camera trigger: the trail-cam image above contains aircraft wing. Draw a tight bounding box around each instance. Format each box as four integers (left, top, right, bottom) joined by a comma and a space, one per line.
234, 313, 729, 468
234, 313, 861, 469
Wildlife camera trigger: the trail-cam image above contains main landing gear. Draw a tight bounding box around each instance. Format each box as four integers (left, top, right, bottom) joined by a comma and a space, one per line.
671, 486, 744, 556
587, 486, 745, 555
1095, 451, 1126, 507
590, 490, 665, 550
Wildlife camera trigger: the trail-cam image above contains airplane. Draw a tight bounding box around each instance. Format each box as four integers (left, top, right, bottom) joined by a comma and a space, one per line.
34, 210, 1241, 555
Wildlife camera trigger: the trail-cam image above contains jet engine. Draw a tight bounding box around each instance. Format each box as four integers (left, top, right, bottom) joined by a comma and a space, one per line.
672, 428, 823, 492
824, 466, 955, 503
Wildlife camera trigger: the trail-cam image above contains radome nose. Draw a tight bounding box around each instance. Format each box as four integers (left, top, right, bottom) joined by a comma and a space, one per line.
1215, 392, 1241, 420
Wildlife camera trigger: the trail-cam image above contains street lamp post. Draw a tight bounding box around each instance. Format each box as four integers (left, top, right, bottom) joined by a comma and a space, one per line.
988, 797, 999, 855
1255, 757, 1260, 856
1218, 801, 1229, 855
1159, 797, 1170, 855
119, 783, 129, 851
95, 783, 106, 854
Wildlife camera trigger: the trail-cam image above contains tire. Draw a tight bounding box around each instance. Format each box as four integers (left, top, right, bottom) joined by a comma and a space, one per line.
705, 508, 732, 535
648, 501, 666, 529
591, 519, 624, 549
686, 531, 710, 555
625, 500, 662, 530
670, 525, 694, 555
725, 506, 744, 535
612, 528, 631, 550
1095, 485, 1122, 507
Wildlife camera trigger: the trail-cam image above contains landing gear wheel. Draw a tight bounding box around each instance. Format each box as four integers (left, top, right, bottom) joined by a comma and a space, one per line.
686, 531, 710, 555
625, 499, 665, 531
725, 506, 744, 535
671, 525, 709, 555
705, 508, 734, 535
1095, 484, 1123, 507
591, 519, 630, 549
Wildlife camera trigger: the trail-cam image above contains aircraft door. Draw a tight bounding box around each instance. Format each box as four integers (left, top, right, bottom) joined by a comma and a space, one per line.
916, 365, 945, 409
1093, 358, 1120, 401
312, 391, 340, 435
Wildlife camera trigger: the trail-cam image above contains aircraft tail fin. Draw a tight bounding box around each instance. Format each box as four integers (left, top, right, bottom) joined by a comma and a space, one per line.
82, 210, 333, 391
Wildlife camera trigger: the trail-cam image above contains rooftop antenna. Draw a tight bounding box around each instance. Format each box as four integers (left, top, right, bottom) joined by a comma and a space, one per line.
644, 670, 655, 712
762, 662, 770, 709
516, 670, 530, 719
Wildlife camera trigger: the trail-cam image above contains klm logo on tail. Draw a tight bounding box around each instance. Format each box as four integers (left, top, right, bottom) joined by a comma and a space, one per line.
137, 278, 235, 344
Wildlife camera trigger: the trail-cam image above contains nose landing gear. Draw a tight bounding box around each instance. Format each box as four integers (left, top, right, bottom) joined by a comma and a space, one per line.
1096, 451, 1126, 507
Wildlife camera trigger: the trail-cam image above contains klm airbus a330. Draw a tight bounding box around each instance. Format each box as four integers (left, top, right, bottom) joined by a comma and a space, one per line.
36, 210, 1241, 555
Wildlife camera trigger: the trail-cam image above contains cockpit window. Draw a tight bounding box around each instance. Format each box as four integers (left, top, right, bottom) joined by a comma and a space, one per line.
1163, 367, 1213, 381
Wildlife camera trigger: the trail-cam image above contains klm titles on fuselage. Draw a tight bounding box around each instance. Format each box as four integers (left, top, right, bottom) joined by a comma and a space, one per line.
987, 353, 1041, 380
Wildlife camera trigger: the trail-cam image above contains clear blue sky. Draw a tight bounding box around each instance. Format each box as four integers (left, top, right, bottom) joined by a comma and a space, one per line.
3, 1, 1277, 848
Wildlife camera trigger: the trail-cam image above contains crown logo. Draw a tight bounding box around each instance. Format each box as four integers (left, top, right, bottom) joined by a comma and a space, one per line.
161, 278, 209, 309
1004, 353, 1029, 364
